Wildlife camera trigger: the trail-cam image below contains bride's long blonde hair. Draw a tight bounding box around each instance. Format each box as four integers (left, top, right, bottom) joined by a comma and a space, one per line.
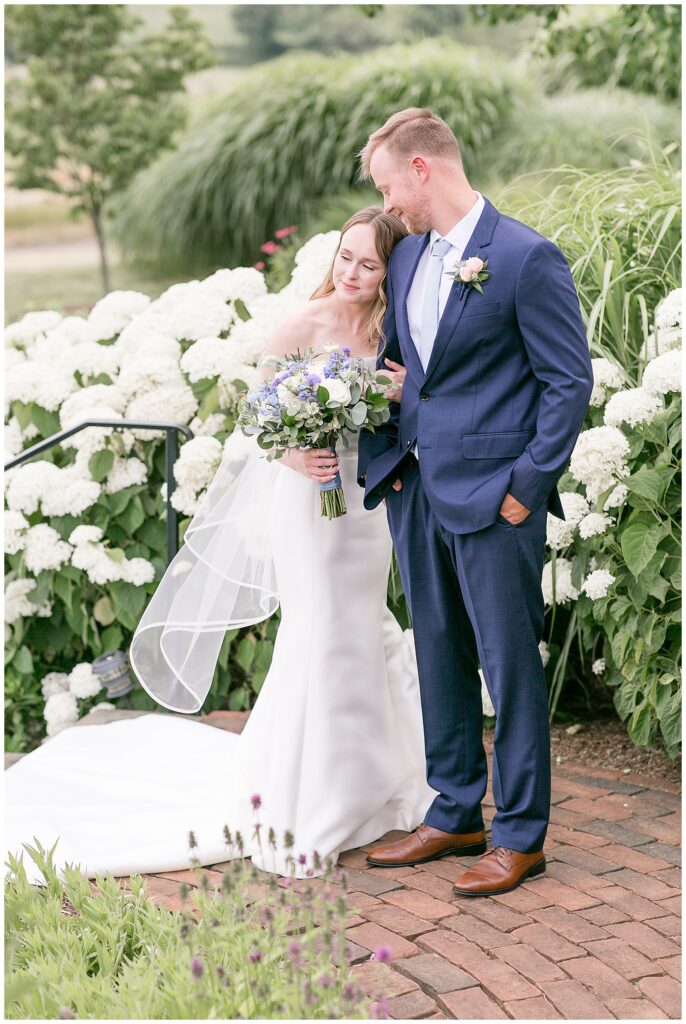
310, 207, 407, 351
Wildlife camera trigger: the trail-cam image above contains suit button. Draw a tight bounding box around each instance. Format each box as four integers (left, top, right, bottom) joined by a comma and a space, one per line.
420, 392, 429, 401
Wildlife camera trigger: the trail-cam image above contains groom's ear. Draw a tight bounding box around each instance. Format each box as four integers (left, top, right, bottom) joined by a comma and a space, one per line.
410, 156, 429, 181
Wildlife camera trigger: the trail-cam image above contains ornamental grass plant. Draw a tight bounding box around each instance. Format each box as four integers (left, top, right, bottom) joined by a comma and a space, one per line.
497, 149, 681, 380
110, 39, 519, 272
5, 814, 390, 1020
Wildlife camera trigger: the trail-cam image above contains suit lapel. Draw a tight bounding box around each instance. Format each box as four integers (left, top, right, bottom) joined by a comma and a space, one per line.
397, 233, 428, 387
423, 197, 500, 386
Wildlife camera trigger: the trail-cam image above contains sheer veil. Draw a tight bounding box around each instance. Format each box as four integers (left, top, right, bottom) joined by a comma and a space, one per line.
129, 360, 281, 713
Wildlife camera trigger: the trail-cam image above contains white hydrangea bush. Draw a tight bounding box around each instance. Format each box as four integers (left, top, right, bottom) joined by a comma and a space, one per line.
540, 289, 681, 754
4, 238, 340, 748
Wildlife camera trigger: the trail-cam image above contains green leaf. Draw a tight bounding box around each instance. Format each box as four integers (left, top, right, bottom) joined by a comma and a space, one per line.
53, 574, 75, 612
627, 703, 655, 747
235, 635, 256, 673
234, 298, 251, 322
94, 596, 116, 626
118, 496, 145, 536
88, 449, 115, 483
620, 523, 662, 578
625, 467, 666, 505
100, 624, 123, 652
198, 384, 219, 419
105, 547, 126, 564
351, 402, 367, 426
30, 405, 61, 437
12, 646, 33, 676
109, 581, 147, 632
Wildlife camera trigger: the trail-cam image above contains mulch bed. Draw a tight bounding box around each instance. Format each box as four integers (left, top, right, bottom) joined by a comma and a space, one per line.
548, 715, 681, 786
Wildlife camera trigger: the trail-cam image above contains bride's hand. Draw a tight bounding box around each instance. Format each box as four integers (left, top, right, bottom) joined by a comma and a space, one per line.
282, 448, 339, 482
380, 358, 406, 402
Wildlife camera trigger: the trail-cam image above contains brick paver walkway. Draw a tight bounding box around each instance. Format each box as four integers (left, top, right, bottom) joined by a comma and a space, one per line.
9, 709, 681, 1019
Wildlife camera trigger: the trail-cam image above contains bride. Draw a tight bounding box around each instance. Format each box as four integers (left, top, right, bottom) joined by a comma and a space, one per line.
5, 208, 439, 885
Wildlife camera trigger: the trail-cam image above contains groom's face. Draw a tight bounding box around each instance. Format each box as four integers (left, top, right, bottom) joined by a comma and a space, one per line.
370, 145, 432, 235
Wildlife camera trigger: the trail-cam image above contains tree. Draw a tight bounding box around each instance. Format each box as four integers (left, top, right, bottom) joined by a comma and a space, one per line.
470, 4, 681, 102
5, 5, 215, 293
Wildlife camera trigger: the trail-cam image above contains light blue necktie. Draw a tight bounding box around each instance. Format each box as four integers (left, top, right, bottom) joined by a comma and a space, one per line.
419, 236, 452, 370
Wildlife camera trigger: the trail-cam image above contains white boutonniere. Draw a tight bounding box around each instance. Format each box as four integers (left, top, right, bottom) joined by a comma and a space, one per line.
446, 256, 490, 297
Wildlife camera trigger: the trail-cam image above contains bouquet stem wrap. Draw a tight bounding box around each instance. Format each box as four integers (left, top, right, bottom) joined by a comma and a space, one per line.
319, 441, 346, 519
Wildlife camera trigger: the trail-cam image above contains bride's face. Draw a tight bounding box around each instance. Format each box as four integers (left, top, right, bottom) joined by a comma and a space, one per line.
332, 223, 386, 305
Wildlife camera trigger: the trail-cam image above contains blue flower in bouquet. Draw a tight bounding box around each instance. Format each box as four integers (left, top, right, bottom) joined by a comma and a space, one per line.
238, 345, 392, 519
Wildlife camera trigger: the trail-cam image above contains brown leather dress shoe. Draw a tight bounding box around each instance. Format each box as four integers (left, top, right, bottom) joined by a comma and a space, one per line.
452, 845, 546, 896
366, 823, 487, 867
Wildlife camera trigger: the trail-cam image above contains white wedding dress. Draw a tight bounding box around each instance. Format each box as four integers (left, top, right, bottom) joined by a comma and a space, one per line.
6, 365, 437, 885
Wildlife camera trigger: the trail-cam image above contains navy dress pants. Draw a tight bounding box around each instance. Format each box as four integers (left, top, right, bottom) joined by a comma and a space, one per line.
386, 456, 551, 854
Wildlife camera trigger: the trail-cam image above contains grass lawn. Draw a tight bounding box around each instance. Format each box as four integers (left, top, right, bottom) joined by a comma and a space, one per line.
5, 264, 189, 325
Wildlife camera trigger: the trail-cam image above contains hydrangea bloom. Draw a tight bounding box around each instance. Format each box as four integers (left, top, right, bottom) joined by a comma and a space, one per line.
126, 383, 198, 434
542, 558, 579, 606
117, 354, 186, 398
69, 662, 102, 699
5, 578, 53, 624
200, 267, 267, 307
170, 436, 223, 515
581, 569, 616, 600
44, 690, 78, 737
23, 524, 73, 574
578, 513, 613, 539
655, 288, 682, 331
603, 483, 629, 510
546, 492, 590, 549
569, 426, 630, 502
287, 231, 340, 299
589, 357, 624, 406
68, 525, 104, 545
4, 310, 62, 349
41, 672, 71, 699
642, 349, 682, 397
189, 413, 226, 437
6, 361, 78, 411
180, 337, 255, 387
104, 457, 148, 494
604, 386, 663, 429
5, 510, 29, 554
87, 290, 151, 340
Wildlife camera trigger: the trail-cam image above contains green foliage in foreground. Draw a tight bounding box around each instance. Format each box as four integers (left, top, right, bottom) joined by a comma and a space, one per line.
5, 838, 379, 1020
552, 392, 681, 756
110, 38, 519, 272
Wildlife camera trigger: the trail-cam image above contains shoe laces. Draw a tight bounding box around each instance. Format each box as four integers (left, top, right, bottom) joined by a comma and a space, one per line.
487, 845, 514, 865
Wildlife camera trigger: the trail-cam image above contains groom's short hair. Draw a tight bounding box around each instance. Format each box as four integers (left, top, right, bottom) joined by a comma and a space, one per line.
359, 108, 462, 179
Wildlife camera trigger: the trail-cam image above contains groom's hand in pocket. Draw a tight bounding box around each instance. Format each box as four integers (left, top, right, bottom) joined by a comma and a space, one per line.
499, 492, 531, 524
382, 479, 403, 507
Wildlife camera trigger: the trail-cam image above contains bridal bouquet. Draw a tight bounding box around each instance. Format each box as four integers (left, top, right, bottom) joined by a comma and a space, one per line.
238, 346, 391, 518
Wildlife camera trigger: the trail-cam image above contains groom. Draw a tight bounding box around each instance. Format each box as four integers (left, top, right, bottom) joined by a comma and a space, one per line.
357, 108, 593, 897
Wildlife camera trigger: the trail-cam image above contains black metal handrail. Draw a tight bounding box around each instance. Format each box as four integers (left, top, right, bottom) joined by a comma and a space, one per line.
5, 419, 193, 564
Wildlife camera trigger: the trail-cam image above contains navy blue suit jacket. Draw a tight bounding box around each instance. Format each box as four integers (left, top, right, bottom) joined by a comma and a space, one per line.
358, 197, 594, 534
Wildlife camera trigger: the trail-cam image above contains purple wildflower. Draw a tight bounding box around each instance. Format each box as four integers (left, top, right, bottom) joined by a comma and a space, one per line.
249, 949, 262, 963
287, 940, 301, 963
57, 1009, 75, 1021
298, 852, 307, 865
250, 793, 262, 810
190, 955, 204, 978
374, 944, 393, 963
